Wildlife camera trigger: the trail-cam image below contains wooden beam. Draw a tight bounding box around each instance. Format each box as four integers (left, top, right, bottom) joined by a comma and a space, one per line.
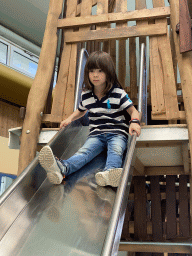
18, 0, 64, 174
58, 7, 171, 28
65, 23, 167, 43
179, 0, 192, 53
144, 166, 186, 176
151, 110, 186, 120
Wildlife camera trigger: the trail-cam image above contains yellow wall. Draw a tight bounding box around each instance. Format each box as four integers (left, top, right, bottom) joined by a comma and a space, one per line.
0, 136, 19, 176
0, 63, 33, 106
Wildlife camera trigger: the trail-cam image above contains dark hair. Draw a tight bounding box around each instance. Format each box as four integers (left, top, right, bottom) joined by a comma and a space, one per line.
83, 51, 122, 94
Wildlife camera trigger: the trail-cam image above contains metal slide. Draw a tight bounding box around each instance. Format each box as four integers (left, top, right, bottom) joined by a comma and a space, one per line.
0, 119, 126, 256
0, 45, 146, 256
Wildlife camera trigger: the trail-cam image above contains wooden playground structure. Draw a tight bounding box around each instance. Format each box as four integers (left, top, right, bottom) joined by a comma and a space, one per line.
12, 0, 192, 253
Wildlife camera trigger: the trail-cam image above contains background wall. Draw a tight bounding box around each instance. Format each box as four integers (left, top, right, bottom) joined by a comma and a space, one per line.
0, 136, 19, 175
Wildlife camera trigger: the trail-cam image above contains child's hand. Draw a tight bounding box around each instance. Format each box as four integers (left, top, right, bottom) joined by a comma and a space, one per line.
129, 123, 141, 137
60, 118, 72, 129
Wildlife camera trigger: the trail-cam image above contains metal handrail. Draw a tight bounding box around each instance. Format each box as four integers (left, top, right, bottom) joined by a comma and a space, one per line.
74, 48, 89, 111
101, 43, 146, 256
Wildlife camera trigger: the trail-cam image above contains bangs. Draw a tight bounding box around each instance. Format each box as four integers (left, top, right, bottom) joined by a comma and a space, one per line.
86, 56, 105, 71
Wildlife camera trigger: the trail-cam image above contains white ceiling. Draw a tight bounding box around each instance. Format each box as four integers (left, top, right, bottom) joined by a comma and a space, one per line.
0, 0, 50, 47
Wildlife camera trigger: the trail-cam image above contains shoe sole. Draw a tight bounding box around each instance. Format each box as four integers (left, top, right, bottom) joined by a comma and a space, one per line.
95, 172, 107, 186
95, 168, 123, 187
47, 173, 63, 185
39, 146, 63, 184
108, 168, 123, 187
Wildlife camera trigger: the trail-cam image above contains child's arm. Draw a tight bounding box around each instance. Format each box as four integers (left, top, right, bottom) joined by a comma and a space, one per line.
126, 106, 141, 136
60, 109, 87, 129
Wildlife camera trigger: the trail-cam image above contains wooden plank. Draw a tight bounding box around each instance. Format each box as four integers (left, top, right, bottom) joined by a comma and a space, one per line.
151, 111, 186, 120
62, 43, 78, 119
63, 0, 93, 119
182, 142, 189, 173
150, 0, 179, 120
150, 36, 166, 115
179, 0, 192, 53
144, 166, 186, 176
96, 0, 108, 52
58, 7, 171, 28
179, 175, 190, 237
135, 0, 147, 46
65, 23, 167, 43
76, 0, 97, 16
150, 176, 163, 241
129, 38, 137, 100
121, 201, 132, 241
50, 0, 78, 122
166, 175, 177, 239
170, 24, 178, 85
116, 0, 127, 88
134, 176, 147, 240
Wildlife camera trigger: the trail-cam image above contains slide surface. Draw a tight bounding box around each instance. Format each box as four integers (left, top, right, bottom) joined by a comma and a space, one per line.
0, 120, 127, 256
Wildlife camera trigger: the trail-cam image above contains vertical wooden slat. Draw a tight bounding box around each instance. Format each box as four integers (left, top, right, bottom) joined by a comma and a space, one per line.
129, 38, 137, 100
108, 0, 116, 62
150, 176, 163, 241
166, 175, 177, 239
96, 0, 108, 52
151, 0, 179, 120
150, 36, 166, 116
134, 176, 147, 240
135, 0, 147, 45
62, 43, 78, 119
121, 201, 132, 241
116, 0, 127, 88
63, 0, 93, 119
169, 25, 178, 86
179, 175, 190, 237
50, 0, 78, 122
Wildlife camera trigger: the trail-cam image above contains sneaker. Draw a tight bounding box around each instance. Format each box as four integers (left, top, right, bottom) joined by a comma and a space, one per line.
39, 146, 65, 184
95, 168, 123, 187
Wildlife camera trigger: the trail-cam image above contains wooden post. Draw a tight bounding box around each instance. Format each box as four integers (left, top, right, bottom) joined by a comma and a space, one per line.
179, 0, 192, 53
18, 0, 64, 175
169, 0, 192, 235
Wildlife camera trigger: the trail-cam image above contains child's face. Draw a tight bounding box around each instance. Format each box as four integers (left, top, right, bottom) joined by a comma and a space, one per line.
89, 69, 106, 88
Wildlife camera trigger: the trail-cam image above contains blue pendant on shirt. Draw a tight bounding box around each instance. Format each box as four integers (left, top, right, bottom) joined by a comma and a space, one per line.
107, 99, 111, 110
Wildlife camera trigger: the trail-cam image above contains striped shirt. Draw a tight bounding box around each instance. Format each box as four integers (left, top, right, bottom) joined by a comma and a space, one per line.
78, 84, 133, 138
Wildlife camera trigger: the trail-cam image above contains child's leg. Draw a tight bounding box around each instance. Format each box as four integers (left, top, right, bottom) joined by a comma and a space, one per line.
95, 134, 127, 187
105, 134, 128, 170
62, 135, 105, 176
39, 135, 105, 184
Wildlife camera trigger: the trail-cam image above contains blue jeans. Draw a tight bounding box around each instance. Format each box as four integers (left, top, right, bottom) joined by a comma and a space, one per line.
60, 133, 128, 177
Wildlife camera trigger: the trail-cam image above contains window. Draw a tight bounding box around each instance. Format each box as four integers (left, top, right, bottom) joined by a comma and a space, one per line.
11, 49, 38, 78
0, 36, 58, 85
0, 41, 8, 65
